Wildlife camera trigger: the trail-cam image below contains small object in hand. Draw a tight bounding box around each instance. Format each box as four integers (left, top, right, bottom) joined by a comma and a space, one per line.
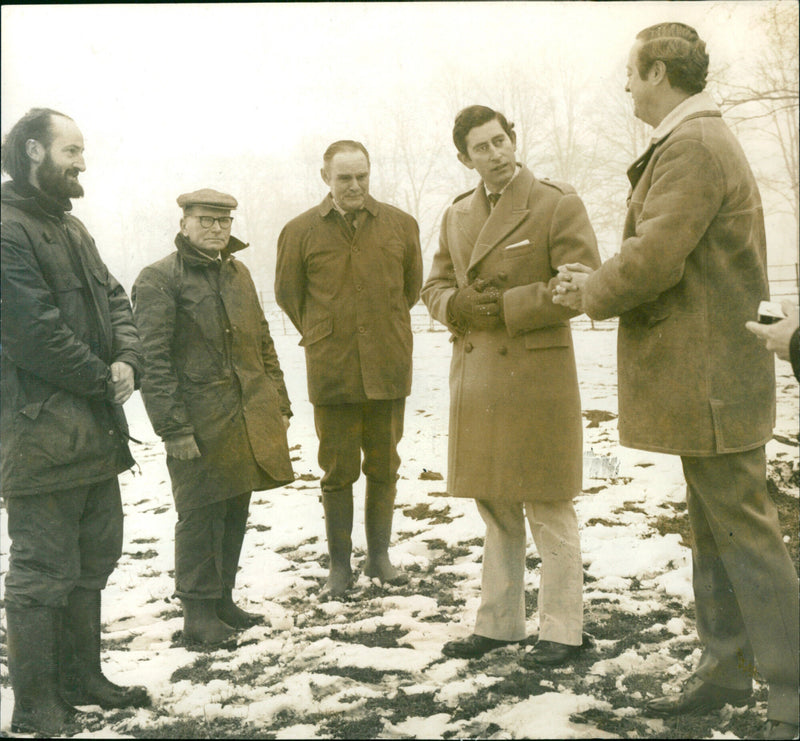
758, 300, 787, 325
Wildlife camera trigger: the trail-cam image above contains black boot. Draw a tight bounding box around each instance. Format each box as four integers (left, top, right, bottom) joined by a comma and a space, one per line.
322, 487, 354, 597
7, 604, 88, 736
216, 589, 264, 629
363, 480, 408, 585
182, 598, 237, 647
60, 587, 150, 709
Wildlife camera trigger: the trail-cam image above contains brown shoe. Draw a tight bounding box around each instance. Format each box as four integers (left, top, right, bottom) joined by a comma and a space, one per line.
442, 634, 519, 659
763, 720, 800, 740
522, 632, 593, 668
645, 676, 752, 717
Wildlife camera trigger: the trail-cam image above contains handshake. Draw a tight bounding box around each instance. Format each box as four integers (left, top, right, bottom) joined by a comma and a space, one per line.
448, 277, 504, 330
552, 263, 594, 311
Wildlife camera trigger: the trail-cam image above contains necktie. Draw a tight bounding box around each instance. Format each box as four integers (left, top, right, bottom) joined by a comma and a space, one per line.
488, 192, 501, 209
344, 211, 357, 231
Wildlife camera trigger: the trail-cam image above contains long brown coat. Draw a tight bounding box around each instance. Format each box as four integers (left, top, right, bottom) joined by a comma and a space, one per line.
422, 167, 600, 502
132, 235, 294, 512
582, 109, 775, 455
275, 194, 423, 405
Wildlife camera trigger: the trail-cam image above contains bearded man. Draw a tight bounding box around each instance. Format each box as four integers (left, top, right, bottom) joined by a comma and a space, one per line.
1, 108, 149, 736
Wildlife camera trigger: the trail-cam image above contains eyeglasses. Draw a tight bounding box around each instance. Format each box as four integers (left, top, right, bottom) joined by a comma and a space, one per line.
195, 216, 233, 229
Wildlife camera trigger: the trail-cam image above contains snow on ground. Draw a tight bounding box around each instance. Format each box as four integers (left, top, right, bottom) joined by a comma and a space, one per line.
1, 318, 797, 739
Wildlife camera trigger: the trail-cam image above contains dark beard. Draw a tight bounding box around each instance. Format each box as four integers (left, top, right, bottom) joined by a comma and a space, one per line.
37, 151, 84, 200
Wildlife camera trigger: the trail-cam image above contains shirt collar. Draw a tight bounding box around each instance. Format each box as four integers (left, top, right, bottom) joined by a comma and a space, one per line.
484, 164, 522, 199
319, 192, 379, 218
650, 91, 719, 144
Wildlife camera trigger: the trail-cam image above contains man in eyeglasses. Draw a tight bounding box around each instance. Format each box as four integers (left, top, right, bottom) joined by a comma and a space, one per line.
1, 108, 148, 736
132, 189, 294, 647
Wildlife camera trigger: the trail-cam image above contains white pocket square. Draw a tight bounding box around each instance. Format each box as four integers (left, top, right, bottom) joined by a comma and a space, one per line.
504, 239, 531, 250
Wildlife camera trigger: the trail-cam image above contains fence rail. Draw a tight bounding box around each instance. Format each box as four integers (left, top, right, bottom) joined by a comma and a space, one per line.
259, 263, 799, 337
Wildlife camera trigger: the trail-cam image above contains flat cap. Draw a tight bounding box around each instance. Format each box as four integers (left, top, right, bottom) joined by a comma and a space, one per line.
177, 188, 238, 210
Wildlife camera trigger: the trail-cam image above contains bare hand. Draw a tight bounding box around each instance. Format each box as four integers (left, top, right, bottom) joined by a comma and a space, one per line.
109, 361, 135, 405
552, 263, 593, 311
745, 301, 799, 362
165, 434, 201, 460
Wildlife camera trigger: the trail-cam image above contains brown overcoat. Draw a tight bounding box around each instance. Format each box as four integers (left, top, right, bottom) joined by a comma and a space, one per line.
422, 167, 600, 501
582, 110, 775, 455
275, 194, 423, 405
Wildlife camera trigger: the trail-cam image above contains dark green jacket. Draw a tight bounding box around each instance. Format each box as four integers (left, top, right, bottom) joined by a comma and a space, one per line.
1, 180, 142, 497
275, 194, 422, 405
132, 234, 293, 511
582, 109, 775, 455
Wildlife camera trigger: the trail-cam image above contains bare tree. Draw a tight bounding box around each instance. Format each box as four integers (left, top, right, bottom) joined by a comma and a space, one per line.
716, 1, 799, 247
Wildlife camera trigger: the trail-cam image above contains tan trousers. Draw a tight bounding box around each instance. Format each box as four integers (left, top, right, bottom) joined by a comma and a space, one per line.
682, 446, 799, 725
474, 498, 583, 644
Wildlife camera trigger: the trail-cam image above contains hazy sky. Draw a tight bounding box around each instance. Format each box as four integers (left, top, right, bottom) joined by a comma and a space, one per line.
1, 2, 788, 285
2, 2, 766, 157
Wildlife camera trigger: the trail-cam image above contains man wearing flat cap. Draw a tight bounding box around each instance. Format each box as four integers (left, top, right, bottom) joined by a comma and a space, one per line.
276, 141, 423, 597
133, 188, 294, 647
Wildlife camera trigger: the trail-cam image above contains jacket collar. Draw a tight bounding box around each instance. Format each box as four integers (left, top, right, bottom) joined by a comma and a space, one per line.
456, 164, 533, 271
649, 91, 720, 143
1, 179, 72, 219
317, 192, 380, 218
174, 232, 249, 267
627, 96, 723, 190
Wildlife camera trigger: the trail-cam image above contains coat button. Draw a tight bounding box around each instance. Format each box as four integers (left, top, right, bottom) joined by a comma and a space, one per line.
499, 346, 508, 355
358, 326, 366, 334
108, 429, 114, 436
465, 342, 473, 352
356, 284, 363, 291
497, 272, 508, 281
352, 246, 360, 253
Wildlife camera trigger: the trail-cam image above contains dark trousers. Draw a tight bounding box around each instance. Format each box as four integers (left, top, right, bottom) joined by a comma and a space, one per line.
4, 478, 123, 608
682, 446, 799, 723
314, 399, 405, 492
174, 491, 251, 600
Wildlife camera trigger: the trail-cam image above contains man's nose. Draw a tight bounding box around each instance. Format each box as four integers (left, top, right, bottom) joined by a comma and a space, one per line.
624, 82, 631, 93
210, 219, 223, 232
75, 155, 86, 171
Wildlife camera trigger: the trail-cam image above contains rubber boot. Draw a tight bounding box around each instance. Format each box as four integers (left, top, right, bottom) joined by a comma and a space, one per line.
215, 495, 263, 629
363, 480, 408, 585
181, 598, 237, 647
7, 604, 87, 736
216, 589, 264, 630
60, 587, 150, 708
322, 487, 354, 597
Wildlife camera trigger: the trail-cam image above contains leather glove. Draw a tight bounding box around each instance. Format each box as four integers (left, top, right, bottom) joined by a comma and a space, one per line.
448, 284, 503, 329
165, 434, 201, 460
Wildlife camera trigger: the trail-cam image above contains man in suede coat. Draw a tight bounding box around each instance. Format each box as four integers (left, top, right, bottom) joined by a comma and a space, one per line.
555, 23, 798, 740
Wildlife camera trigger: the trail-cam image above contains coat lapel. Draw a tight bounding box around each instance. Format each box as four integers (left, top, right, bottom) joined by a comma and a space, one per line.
467, 166, 532, 272
454, 188, 489, 270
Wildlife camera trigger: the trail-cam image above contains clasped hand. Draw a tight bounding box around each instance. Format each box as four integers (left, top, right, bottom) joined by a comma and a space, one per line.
552, 263, 593, 311
450, 279, 503, 328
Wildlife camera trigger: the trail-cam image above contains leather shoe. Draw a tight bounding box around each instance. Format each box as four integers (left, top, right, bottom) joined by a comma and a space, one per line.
442, 634, 519, 659
763, 721, 800, 740
645, 676, 752, 717
522, 633, 592, 668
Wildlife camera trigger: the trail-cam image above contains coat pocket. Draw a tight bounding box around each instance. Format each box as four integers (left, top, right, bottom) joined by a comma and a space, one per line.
300, 315, 333, 347
523, 325, 571, 350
